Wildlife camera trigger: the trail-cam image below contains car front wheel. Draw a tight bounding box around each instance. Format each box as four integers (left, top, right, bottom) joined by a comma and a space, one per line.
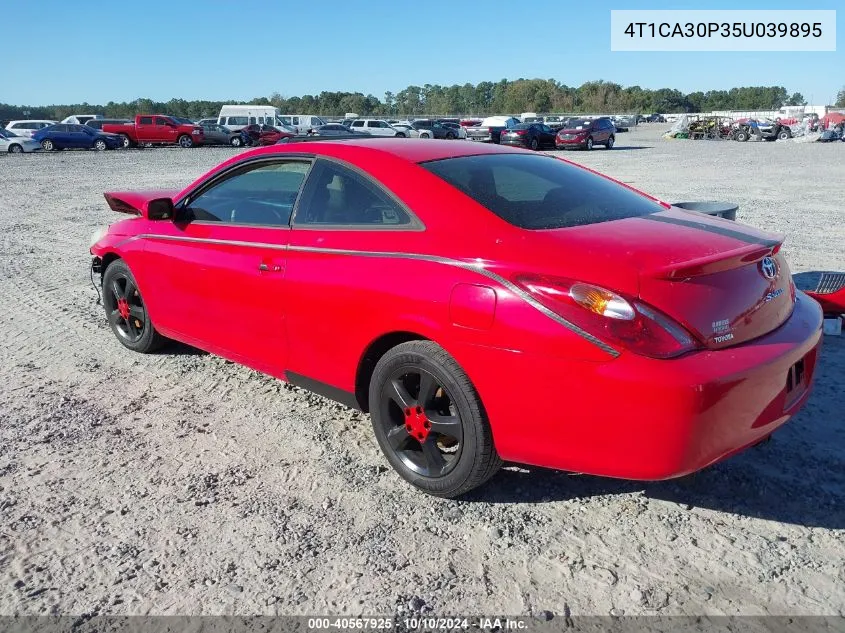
606, 136, 615, 149
178, 134, 193, 148
585, 136, 593, 150
102, 260, 166, 353
369, 341, 502, 498
41, 139, 54, 151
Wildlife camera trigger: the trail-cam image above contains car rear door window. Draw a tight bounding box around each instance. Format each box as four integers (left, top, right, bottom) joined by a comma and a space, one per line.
183, 160, 312, 226
421, 153, 663, 230
139, 117, 153, 125
294, 159, 415, 228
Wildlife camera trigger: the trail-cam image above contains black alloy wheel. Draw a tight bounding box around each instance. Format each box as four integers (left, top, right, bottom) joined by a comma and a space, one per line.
370, 341, 501, 497
102, 260, 165, 353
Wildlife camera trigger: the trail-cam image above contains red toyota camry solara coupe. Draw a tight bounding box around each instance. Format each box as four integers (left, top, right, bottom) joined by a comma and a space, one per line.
90, 138, 823, 497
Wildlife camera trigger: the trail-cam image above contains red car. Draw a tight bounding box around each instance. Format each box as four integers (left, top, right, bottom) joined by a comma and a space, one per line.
90, 139, 823, 498
555, 117, 615, 150
241, 124, 293, 146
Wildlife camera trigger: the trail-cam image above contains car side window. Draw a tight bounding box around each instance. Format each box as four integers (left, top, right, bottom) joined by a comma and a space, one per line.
155, 117, 169, 126
183, 160, 312, 227
351, 120, 364, 127
139, 117, 153, 125
294, 159, 412, 228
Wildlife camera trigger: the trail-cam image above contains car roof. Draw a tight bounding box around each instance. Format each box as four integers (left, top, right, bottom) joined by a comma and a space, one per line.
271, 137, 527, 163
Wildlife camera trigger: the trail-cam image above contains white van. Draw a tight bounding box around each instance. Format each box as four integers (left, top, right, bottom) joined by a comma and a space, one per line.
61, 114, 103, 125
217, 105, 289, 131
279, 115, 327, 133
4, 120, 57, 138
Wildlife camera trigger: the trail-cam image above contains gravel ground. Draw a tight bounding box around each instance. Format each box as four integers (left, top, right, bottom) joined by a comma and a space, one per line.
0, 126, 843, 618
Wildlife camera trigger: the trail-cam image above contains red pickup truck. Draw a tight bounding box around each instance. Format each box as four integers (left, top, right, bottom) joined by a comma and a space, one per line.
102, 115, 204, 148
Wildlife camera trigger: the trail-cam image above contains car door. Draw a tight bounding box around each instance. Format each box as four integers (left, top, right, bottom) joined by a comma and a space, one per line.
284, 157, 423, 393
67, 124, 88, 148
137, 158, 312, 376
154, 117, 177, 143
539, 124, 555, 147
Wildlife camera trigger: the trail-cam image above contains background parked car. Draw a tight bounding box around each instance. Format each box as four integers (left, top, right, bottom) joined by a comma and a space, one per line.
85, 118, 132, 131
439, 121, 467, 139
349, 119, 407, 137
4, 120, 56, 138
33, 124, 123, 151
499, 122, 557, 150
411, 120, 459, 139
241, 124, 292, 146
555, 117, 615, 150
388, 124, 419, 138
200, 123, 244, 146
310, 124, 370, 136
61, 114, 103, 125
0, 128, 41, 153
543, 115, 564, 129
465, 116, 520, 143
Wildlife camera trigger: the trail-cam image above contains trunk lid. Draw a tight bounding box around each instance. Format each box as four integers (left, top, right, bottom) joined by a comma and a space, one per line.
526, 209, 794, 350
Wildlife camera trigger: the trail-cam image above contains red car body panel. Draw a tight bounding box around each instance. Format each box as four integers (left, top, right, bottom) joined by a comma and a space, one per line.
91, 139, 824, 481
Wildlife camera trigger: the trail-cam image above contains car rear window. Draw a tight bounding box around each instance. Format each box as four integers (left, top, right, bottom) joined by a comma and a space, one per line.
420, 154, 663, 230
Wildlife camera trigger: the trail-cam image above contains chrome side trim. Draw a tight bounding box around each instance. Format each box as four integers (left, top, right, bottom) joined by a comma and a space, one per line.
124, 234, 620, 357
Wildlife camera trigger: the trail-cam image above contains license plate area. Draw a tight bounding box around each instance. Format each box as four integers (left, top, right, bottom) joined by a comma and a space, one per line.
784, 357, 807, 408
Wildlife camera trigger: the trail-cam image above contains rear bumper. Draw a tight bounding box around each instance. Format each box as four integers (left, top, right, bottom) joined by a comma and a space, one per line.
458, 292, 824, 480
500, 138, 528, 147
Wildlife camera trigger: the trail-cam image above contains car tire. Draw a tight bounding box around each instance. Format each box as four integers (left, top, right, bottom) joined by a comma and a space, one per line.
369, 340, 502, 498
94, 139, 108, 151
41, 139, 54, 151
119, 134, 132, 148
777, 129, 791, 140
530, 137, 539, 150
178, 135, 193, 148
445, 132, 455, 140
585, 136, 593, 150
8, 144, 23, 153
606, 136, 615, 149
102, 259, 166, 354
230, 136, 242, 147
395, 132, 406, 138
734, 130, 749, 142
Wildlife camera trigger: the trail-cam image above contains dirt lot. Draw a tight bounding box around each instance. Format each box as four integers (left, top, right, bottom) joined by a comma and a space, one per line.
0, 126, 843, 618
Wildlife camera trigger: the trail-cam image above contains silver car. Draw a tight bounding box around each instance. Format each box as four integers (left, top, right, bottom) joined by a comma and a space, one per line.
0, 129, 41, 153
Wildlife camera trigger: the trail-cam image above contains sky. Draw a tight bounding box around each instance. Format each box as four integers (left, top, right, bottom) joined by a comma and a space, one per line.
4, 0, 842, 107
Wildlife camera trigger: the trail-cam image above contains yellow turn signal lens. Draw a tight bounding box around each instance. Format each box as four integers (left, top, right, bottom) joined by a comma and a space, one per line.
569, 283, 636, 320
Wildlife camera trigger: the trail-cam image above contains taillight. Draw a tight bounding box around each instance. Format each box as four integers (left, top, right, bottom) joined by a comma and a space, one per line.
515, 130, 526, 135
513, 274, 698, 359
488, 127, 493, 133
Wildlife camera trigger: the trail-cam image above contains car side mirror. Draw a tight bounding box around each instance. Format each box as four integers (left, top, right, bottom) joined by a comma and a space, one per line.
146, 198, 174, 221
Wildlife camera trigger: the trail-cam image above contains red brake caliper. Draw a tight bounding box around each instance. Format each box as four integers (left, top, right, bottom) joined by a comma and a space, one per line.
117, 297, 130, 320
404, 405, 432, 442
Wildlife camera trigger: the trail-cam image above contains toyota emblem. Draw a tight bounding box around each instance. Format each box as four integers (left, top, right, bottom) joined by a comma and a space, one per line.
760, 256, 778, 280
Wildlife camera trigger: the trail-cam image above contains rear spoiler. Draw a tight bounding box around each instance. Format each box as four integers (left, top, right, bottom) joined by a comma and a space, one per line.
649, 241, 784, 280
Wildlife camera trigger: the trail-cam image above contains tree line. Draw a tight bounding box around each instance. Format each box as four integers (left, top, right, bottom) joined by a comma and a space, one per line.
0, 79, 820, 122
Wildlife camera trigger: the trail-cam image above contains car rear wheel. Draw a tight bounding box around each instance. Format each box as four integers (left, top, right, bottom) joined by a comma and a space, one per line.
94, 139, 108, 151
606, 136, 615, 149
102, 260, 166, 353
585, 136, 593, 150
530, 137, 539, 150
230, 136, 242, 147
41, 139, 54, 151
734, 130, 749, 142
119, 134, 132, 148
777, 129, 791, 140
395, 132, 406, 138
178, 134, 193, 148
8, 144, 23, 153
445, 131, 456, 140
369, 341, 502, 498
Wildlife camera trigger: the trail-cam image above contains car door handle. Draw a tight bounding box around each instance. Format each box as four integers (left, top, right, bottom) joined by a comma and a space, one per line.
258, 263, 282, 273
